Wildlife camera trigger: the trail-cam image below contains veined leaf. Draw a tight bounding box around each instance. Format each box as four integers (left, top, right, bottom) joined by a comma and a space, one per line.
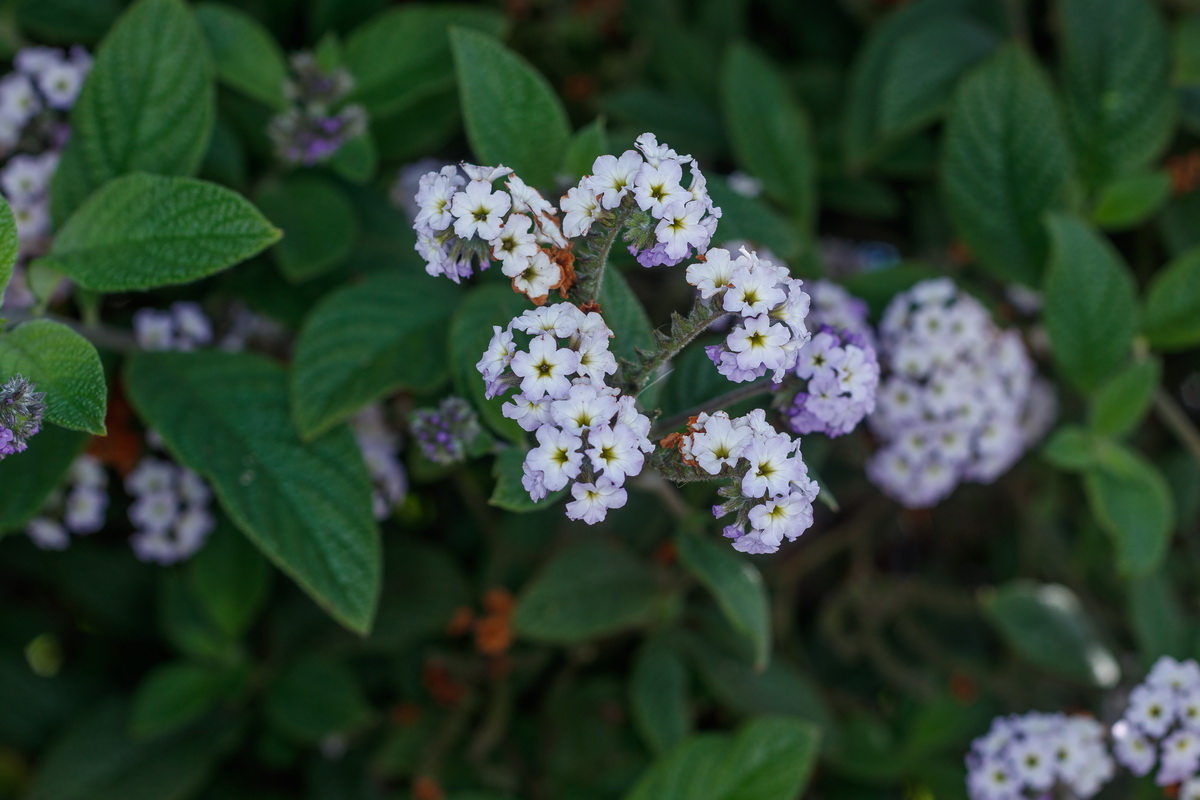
0, 320, 106, 434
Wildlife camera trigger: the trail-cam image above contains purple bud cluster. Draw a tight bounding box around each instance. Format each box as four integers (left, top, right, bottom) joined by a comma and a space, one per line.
966, 712, 1113, 799
1112, 657, 1200, 787
784, 327, 879, 438
351, 405, 408, 520
0, 374, 45, 458
133, 302, 213, 351
562, 133, 720, 268
478, 303, 653, 524
126, 451, 215, 566
413, 163, 568, 298
684, 247, 812, 383
677, 409, 818, 554
26, 456, 108, 550
410, 396, 481, 466
867, 279, 1039, 508
268, 52, 366, 167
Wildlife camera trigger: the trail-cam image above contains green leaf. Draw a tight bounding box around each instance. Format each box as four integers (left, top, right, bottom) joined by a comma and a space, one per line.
195, 3, 287, 110
561, 117, 609, 181
254, 175, 358, 283
51, 0, 215, 222
0, 195, 16, 300
720, 43, 815, 227
264, 656, 373, 744
630, 637, 690, 755
1090, 170, 1172, 230
291, 272, 459, 439
44, 174, 281, 293
1042, 214, 1138, 392
705, 177, 803, 263
1174, 15, 1200, 87
1128, 568, 1189, 665
1143, 245, 1200, 350
598, 268, 655, 365
130, 662, 230, 739
1089, 359, 1160, 437
624, 735, 728, 800
0, 425, 87, 534
1084, 440, 1175, 578
981, 580, 1120, 687
344, 5, 506, 118
941, 46, 1076, 285
1041, 425, 1099, 472
513, 538, 665, 644
450, 27, 570, 189
328, 133, 378, 184
489, 446, 565, 512
0, 320, 106, 434
185, 519, 271, 640
124, 351, 381, 635
1060, 0, 1175, 189
677, 532, 770, 671
449, 284, 529, 442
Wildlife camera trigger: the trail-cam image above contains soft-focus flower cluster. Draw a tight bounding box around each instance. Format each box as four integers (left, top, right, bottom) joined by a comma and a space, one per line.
351, 405, 407, 520
133, 302, 213, 351
0, 374, 44, 459
1112, 656, 1200, 787
867, 279, 1039, 508
805, 279, 876, 347
684, 247, 812, 383
0, 46, 92, 305
783, 326, 879, 438
412, 162, 570, 298
268, 52, 366, 167
562, 133, 720, 268
410, 396, 481, 466
675, 409, 819, 554
126, 448, 215, 565
966, 712, 1114, 799
477, 303, 653, 524
26, 456, 108, 550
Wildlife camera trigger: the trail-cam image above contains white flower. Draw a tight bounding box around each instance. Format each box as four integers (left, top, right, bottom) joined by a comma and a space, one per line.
513, 303, 580, 338
414, 166, 461, 231
1127, 684, 1177, 738
1112, 720, 1156, 776
38, 61, 85, 109
585, 425, 645, 484
654, 200, 708, 260
632, 160, 689, 217
723, 265, 786, 317
587, 150, 643, 209
525, 427, 583, 491
502, 393, 552, 432
747, 493, 813, 548
689, 413, 750, 475
133, 309, 176, 351
68, 455, 107, 489
126, 458, 177, 496
451, 179, 511, 240
635, 132, 691, 167
511, 250, 562, 301
491, 213, 539, 277
550, 382, 617, 435
172, 302, 213, 348
727, 315, 791, 375
27, 517, 68, 550
477, 325, 515, 381
1, 154, 51, 202
560, 185, 601, 237
740, 436, 797, 499
63, 487, 107, 534
460, 163, 513, 183
129, 491, 180, 534
686, 247, 737, 298
565, 478, 627, 524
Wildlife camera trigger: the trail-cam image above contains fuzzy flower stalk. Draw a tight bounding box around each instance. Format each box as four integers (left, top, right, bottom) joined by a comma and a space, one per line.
0, 374, 45, 458
269, 52, 367, 167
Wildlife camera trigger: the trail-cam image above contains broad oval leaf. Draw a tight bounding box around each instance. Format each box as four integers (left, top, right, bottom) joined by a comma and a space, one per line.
51, 0, 215, 222
1089, 359, 1160, 438
264, 655, 373, 743
1091, 170, 1172, 230
450, 27, 570, 189
45, 174, 280, 293
185, 519, 271, 640
1143, 245, 1200, 350
630, 636, 691, 755
291, 272, 459, 439
0, 424, 88, 534
677, 531, 770, 671
598, 268, 655, 365
1042, 214, 1139, 393
130, 661, 230, 739
255, 174, 359, 283
195, 2, 288, 110
125, 351, 381, 635
0, 320, 107, 434
1084, 441, 1175, 578
942, 46, 1076, 285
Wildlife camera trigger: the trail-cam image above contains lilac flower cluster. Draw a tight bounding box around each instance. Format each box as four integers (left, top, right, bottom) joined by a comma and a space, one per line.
351, 405, 407, 520
805, 279, 876, 347
784, 326, 879, 438
1111, 657, 1200, 787
561, 133, 720, 268
677, 410, 819, 554
0, 374, 45, 459
126, 452, 215, 565
867, 279, 1037, 508
133, 302, 213, 351
413, 163, 569, 298
477, 303, 653, 524
684, 247, 812, 383
410, 396, 481, 466
268, 52, 366, 167
966, 712, 1114, 799
26, 456, 108, 550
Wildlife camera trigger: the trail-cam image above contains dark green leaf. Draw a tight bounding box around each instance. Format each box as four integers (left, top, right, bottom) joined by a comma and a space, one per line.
1084, 440, 1175, 578
1174, 15, 1200, 87
598, 268, 655, 365
0, 320, 106, 434
125, 351, 381, 635
1143, 245, 1200, 350
1091, 171, 1172, 230
1089, 359, 1160, 438
369, 539, 472, 651
1040, 425, 1099, 472
328, 133, 377, 184
677, 532, 770, 670
0, 425, 87, 534
185, 519, 271, 640
1129, 568, 1189, 666
130, 662, 231, 739
630, 636, 690, 755
705, 177, 803, 262
264, 656, 372, 743
0, 195, 16, 300
195, 3, 287, 110
624, 735, 729, 800
489, 446, 565, 512
561, 117, 609, 181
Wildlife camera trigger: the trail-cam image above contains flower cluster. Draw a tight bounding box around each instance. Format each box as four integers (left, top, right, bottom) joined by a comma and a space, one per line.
133, 302, 214, 351
268, 52, 366, 167
412, 162, 570, 298
1112, 656, 1200, 787
125, 449, 215, 565
561, 133, 720, 268
0, 374, 45, 459
477, 303, 653, 524
26, 456, 108, 550
867, 279, 1037, 508
966, 712, 1114, 799
351, 405, 408, 520
805, 279, 876, 347
684, 247, 812, 383
410, 396, 481, 466
782, 326, 879, 438
674, 409, 819, 554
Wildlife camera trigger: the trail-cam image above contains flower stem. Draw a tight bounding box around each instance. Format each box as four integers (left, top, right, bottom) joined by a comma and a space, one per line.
651, 378, 775, 435
1155, 387, 1200, 467
580, 206, 631, 305
630, 297, 727, 395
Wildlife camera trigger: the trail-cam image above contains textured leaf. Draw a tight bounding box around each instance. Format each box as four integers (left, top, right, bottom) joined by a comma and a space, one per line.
513, 538, 664, 644
720, 43, 815, 226
981, 581, 1119, 687
489, 446, 565, 512
598, 268, 655, 365
264, 656, 373, 743
1143, 246, 1200, 350
1040, 425, 1099, 472
130, 662, 230, 739
1128, 569, 1189, 665
0, 320, 106, 434
1084, 441, 1174, 578
1091, 170, 1172, 230
195, 3, 288, 110
291, 272, 459, 439
1042, 214, 1138, 393
0, 195, 16, 300
677, 532, 770, 670
255, 172, 361, 283
0, 424, 88, 534
45, 174, 280, 293
624, 736, 730, 800
449, 284, 530, 442
1060, 0, 1175, 189
185, 519, 271, 640
630, 637, 691, 755
942, 46, 1076, 285
451, 28, 570, 189
1089, 359, 1160, 438
51, 0, 215, 222
125, 351, 381, 635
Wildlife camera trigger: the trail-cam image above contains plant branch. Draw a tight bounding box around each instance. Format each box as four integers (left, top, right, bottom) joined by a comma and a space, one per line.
579, 206, 630, 305
629, 298, 727, 395
1155, 387, 1200, 466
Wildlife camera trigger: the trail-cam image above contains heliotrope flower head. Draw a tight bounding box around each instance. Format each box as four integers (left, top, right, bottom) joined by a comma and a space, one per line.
410, 396, 482, 466
782, 325, 880, 438
0, 373, 45, 459
966, 711, 1114, 800
126, 449, 216, 566
133, 302, 213, 351
1111, 656, 1200, 787
269, 51, 367, 167
26, 454, 108, 550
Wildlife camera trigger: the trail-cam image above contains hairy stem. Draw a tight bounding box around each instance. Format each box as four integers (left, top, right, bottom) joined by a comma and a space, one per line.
579, 206, 631, 305
1155, 387, 1200, 466
629, 298, 727, 395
